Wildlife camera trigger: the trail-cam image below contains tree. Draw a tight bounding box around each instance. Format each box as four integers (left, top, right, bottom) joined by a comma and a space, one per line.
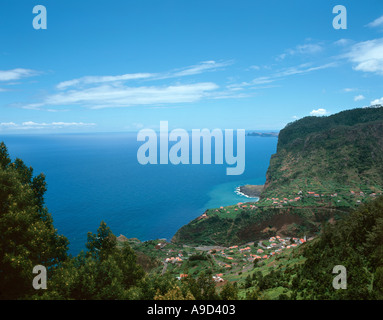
373, 267, 383, 299
220, 282, 238, 300
0, 143, 69, 299
0, 142, 11, 169
86, 221, 117, 261
245, 275, 252, 289
154, 285, 195, 300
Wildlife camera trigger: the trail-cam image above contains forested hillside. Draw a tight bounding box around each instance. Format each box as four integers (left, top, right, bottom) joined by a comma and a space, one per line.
0, 142, 236, 300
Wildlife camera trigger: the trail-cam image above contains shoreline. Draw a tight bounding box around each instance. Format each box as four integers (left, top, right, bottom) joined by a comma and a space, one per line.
120, 184, 265, 245
235, 187, 259, 200
236, 184, 264, 199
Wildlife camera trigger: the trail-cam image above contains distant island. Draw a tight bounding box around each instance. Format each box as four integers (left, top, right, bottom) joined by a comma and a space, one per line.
246, 131, 279, 137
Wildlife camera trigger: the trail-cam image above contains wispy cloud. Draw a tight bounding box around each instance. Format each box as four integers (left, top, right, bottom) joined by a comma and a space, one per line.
57, 73, 155, 90
168, 60, 232, 77
228, 62, 336, 90
334, 39, 354, 46
354, 94, 365, 101
277, 43, 323, 61
366, 15, 383, 29
0, 68, 39, 82
345, 38, 383, 75
343, 88, 358, 92
18, 60, 238, 110
0, 121, 96, 130
22, 82, 220, 110
56, 60, 232, 90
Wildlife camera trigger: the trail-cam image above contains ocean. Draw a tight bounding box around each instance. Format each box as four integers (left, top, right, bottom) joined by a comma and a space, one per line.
1, 133, 277, 255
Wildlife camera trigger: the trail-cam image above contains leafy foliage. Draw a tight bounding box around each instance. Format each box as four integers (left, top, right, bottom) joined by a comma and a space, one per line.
0, 142, 68, 299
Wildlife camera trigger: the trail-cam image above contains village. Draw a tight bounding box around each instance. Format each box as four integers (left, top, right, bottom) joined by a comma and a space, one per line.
147, 234, 311, 285
125, 187, 381, 289
196, 188, 383, 221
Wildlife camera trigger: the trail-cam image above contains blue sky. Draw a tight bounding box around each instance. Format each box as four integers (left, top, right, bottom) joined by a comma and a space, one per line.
1, 0, 383, 133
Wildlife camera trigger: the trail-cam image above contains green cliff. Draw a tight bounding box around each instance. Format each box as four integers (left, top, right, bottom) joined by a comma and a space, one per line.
173, 106, 383, 246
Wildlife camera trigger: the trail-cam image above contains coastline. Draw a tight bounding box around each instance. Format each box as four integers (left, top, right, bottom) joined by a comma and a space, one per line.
236, 184, 264, 199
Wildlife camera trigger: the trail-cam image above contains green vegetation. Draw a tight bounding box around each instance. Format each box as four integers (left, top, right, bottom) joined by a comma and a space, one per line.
238, 196, 383, 300
1, 106, 383, 300
174, 107, 383, 246
0, 142, 237, 300
0, 142, 68, 299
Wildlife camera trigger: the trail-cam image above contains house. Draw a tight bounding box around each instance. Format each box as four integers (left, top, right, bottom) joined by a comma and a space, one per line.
176, 274, 188, 280
166, 256, 183, 263
213, 276, 224, 282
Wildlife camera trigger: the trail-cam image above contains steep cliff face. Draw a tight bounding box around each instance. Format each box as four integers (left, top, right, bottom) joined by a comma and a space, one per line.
261, 107, 383, 200
173, 106, 383, 246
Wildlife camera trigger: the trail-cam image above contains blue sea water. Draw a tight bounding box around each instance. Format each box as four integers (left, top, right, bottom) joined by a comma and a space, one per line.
1, 133, 277, 255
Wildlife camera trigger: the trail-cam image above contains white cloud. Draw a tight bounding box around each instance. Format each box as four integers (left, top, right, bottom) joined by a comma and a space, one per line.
248, 65, 260, 71
231, 63, 336, 89
289, 43, 323, 55
170, 60, 232, 77
0, 121, 96, 130
277, 43, 323, 61
345, 38, 383, 75
56, 61, 232, 91
25, 61, 236, 110
343, 88, 357, 92
23, 82, 220, 110
310, 108, 328, 116
57, 73, 155, 90
354, 95, 366, 101
0, 68, 38, 82
0, 122, 17, 127
275, 63, 336, 78
227, 62, 337, 90
371, 97, 383, 105
366, 15, 383, 28
334, 39, 353, 46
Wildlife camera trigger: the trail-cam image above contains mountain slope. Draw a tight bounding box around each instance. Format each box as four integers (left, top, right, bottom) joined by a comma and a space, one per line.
173, 106, 383, 246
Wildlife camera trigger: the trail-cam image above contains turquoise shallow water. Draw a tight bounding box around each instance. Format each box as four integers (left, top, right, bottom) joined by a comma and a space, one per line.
1, 133, 277, 255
